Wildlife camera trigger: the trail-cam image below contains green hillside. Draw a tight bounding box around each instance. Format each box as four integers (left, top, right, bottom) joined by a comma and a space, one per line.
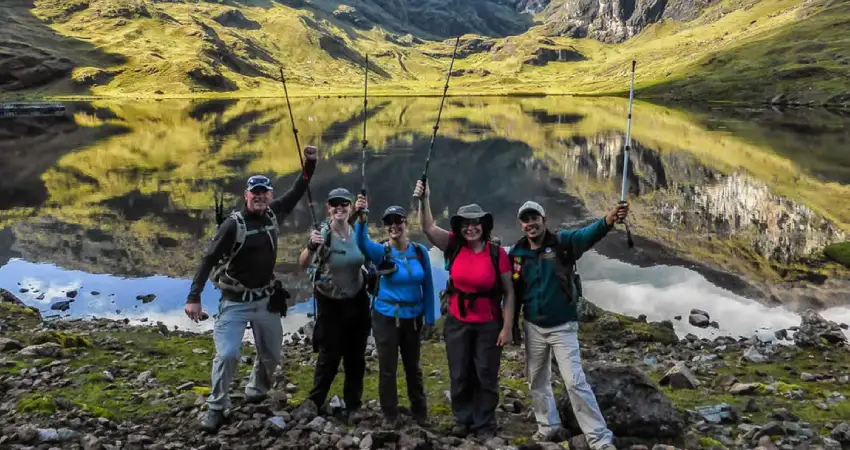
0, 0, 848, 105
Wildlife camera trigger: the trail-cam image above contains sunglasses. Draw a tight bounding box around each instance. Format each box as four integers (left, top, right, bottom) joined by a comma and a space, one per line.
249, 187, 270, 195
328, 199, 351, 208
383, 216, 406, 226
461, 219, 482, 228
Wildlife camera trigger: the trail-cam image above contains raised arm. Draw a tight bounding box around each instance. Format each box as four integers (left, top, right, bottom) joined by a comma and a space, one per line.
414, 180, 450, 252
187, 219, 236, 303
269, 148, 318, 221
558, 203, 629, 258
354, 220, 387, 263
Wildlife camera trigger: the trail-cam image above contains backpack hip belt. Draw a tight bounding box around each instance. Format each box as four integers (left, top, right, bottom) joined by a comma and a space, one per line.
376, 298, 423, 328
445, 280, 501, 319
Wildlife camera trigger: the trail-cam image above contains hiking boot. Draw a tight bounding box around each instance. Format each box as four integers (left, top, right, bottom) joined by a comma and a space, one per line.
450, 424, 470, 438
475, 426, 497, 440
412, 413, 429, 427
381, 416, 400, 430
200, 409, 226, 432
532, 427, 562, 443
244, 393, 268, 404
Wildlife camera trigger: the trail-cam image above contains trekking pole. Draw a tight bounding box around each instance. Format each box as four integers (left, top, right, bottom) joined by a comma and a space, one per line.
279, 67, 319, 230
413, 36, 461, 202
618, 60, 636, 248
355, 54, 370, 223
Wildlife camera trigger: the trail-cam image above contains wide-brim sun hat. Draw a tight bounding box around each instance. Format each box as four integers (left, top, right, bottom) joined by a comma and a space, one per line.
450, 203, 493, 233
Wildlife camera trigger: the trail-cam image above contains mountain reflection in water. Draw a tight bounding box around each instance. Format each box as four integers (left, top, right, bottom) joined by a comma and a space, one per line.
1, 96, 849, 339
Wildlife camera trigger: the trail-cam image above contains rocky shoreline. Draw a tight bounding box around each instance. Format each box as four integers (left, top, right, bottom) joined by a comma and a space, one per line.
1, 289, 849, 450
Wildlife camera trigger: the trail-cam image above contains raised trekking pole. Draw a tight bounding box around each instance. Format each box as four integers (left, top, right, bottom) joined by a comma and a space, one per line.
413, 36, 461, 202
619, 60, 636, 248
355, 54, 370, 223
279, 67, 319, 230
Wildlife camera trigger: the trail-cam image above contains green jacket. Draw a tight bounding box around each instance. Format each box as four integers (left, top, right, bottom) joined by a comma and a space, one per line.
509, 218, 612, 327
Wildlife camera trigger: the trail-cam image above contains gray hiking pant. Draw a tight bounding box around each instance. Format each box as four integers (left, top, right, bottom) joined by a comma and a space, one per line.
207, 296, 283, 411
524, 320, 614, 449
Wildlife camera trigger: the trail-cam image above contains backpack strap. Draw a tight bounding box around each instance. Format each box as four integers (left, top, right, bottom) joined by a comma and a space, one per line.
443, 237, 503, 319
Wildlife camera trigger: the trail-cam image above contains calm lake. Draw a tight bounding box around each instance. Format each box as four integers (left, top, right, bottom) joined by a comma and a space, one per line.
1, 96, 849, 341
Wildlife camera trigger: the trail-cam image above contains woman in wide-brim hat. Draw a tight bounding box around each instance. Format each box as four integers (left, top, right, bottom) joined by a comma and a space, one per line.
298, 187, 371, 417
412, 179, 515, 440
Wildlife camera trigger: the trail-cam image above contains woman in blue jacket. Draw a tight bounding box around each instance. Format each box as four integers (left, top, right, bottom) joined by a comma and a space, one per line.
354, 194, 436, 429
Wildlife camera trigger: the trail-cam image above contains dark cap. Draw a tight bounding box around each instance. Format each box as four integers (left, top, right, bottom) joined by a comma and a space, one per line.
327, 187, 353, 203
246, 175, 274, 192
382, 205, 407, 220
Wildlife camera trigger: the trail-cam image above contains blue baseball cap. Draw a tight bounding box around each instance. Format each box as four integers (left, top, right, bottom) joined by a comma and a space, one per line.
382, 205, 407, 220
246, 175, 273, 192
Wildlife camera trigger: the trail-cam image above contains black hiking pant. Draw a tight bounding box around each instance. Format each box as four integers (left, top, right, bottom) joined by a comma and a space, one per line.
372, 309, 427, 419
308, 287, 371, 411
444, 314, 502, 432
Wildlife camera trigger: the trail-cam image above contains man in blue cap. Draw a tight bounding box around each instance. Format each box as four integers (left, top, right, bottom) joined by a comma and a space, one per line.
185, 145, 319, 432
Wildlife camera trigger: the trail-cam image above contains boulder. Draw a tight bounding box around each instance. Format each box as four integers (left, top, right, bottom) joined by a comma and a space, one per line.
659, 362, 700, 389
0, 337, 23, 352
19, 342, 63, 358
689, 314, 710, 328
793, 309, 847, 347
832, 422, 850, 444
558, 364, 685, 439
577, 297, 603, 322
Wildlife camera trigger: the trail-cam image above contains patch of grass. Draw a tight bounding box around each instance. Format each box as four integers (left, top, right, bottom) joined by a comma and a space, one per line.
0, 302, 43, 329
649, 346, 850, 428
32, 331, 91, 348
824, 242, 850, 267
698, 437, 727, 449
16, 393, 57, 415
579, 312, 679, 346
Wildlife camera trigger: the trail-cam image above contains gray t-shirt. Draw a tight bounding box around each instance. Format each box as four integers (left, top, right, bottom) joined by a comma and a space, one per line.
315, 227, 366, 299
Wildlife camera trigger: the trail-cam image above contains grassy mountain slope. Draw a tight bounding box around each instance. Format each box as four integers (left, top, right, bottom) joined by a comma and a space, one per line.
0, 0, 847, 104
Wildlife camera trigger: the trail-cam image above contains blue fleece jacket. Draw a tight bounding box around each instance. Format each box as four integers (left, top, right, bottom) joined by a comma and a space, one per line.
354, 221, 437, 325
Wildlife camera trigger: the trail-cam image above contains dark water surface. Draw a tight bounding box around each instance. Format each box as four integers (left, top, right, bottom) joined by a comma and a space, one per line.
1, 97, 849, 340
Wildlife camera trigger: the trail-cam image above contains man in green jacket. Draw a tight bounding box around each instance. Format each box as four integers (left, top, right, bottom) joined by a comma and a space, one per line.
508, 200, 628, 449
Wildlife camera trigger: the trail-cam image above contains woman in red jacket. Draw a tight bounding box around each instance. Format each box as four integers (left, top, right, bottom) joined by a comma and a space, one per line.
413, 179, 515, 439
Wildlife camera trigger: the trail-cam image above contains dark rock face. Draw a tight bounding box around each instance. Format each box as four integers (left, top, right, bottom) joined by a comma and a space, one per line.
558, 364, 685, 439
212, 9, 261, 30
332, 5, 373, 30
187, 65, 236, 91
540, 0, 721, 43
0, 50, 74, 91
523, 46, 586, 66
